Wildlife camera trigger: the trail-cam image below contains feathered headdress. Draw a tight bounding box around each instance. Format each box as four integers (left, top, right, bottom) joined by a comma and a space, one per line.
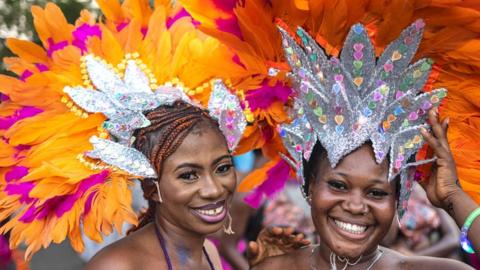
181, 0, 480, 210
278, 20, 446, 217
0, 0, 249, 258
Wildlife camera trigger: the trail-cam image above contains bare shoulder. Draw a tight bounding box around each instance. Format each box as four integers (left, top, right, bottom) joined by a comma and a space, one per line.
402, 255, 473, 270
85, 227, 156, 270
85, 239, 140, 270
378, 247, 472, 270
252, 245, 312, 270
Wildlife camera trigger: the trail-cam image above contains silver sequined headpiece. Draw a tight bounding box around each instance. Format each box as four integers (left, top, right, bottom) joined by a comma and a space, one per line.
64, 54, 246, 179
278, 20, 447, 217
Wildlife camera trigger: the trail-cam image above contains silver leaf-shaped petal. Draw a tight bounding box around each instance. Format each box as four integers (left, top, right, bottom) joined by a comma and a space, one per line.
340, 24, 376, 92
208, 80, 246, 151
377, 19, 425, 78
102, 113, 151, 144
64, 86, 121, 118
388, 124, 428, 181
154, 86, 193, 106
85, 55, 129, 95
124, 60, 151, 94
87, 136, 157, 178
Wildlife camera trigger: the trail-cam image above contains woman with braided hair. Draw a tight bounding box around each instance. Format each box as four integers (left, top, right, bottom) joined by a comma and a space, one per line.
86, 100, 236, 270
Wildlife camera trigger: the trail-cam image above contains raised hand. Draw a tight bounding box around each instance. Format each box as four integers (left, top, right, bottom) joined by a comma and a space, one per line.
247, 226, 310, 266
419, 107, 461, 209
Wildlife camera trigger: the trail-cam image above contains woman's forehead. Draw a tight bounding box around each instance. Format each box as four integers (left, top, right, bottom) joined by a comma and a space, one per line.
165, 127, 229, 165
321, 145, 389, 180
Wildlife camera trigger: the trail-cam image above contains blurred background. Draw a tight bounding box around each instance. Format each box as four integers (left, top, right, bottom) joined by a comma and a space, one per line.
0, 0, 98, 75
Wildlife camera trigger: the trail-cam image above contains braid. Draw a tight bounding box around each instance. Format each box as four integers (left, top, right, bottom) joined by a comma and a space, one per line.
128, 101, 218, 233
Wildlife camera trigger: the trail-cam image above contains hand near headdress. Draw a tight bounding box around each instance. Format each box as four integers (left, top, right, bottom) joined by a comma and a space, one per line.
419, 108, 460, 209
247, 226, 310, 267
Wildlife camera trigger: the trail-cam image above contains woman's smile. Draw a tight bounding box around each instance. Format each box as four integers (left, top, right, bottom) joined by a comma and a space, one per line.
191, 200, 228, 223
328, 216, 373, 241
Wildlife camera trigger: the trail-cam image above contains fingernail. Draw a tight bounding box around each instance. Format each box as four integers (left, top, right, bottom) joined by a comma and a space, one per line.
446, 118, 450, 125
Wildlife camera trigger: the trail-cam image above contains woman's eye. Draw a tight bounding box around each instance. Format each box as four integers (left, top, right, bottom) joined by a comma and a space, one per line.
216, 164, 233, 174
327, 180, 347, 191
368, 189, 389, 199
178, 171, 198, 181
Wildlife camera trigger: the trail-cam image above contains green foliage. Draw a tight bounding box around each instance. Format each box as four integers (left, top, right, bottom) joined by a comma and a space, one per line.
0, 0, 93, 74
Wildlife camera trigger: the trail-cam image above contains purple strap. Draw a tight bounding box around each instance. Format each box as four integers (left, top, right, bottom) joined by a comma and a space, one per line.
154, 223, 215, 270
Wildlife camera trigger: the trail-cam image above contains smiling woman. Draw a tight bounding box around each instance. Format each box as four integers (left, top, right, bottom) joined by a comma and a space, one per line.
86, 101, 237, 270
252, 16, 474, 270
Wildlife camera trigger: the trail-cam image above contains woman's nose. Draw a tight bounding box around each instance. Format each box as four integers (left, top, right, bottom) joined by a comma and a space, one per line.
342, 190, 368, 215
199, 174, 223, 198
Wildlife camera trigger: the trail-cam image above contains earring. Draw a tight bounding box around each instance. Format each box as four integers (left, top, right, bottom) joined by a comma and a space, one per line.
223, 212, 234, 235
153, 181, 163, 203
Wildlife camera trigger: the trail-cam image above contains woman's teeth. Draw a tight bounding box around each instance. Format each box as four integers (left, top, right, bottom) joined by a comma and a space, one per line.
334, 219, 367, 234
195, 205, 224, 216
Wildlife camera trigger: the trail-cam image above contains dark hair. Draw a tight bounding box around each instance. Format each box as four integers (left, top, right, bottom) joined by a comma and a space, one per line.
302, 142, 401, 197
128, 100, 221, 233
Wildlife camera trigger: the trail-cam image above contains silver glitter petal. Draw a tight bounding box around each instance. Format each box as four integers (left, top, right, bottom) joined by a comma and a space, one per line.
377, 20, 425, 78
154, 86, 193, 106
64, 86, 121, 118
279, 115, 317, 166
371, 88, 446, 163
87, 136, 157, 178
388, 124, 428, 181
340, 24, 376, 92
85, 55, 129, 95
102, 113, 151, 144
208, 79, 247, 152
124, 60, 151, 94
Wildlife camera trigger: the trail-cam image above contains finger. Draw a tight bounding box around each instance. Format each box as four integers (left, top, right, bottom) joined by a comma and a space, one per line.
293, 233, 305, 242
248, 241, 259, 255
283, 227, 295, 236
271, 226, 283, 235
293, 239, 311, 249
428, 108, 444, 140
439, 118, 451, 149
420, 127, 450, 158
420, 126, 437, 148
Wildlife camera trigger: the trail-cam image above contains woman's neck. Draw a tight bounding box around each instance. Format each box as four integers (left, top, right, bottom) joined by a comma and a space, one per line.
154, 214, 207, 267
314, 242, 380, 269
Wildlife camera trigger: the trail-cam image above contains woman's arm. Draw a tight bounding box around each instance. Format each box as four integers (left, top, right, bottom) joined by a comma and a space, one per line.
420, 108, 480, 257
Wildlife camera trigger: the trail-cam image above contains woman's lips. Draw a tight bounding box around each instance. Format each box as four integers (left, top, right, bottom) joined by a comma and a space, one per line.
191, 201, 227, 223
328, 217, 371, 240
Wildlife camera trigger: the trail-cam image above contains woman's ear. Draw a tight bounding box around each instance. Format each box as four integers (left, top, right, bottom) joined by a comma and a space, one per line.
141, 178, 162, 203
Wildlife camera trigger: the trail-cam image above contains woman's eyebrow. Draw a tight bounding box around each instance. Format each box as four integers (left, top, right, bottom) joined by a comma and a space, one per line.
334, 172, 386, 184
211, 154, 232, 166
175, 163, 202, 172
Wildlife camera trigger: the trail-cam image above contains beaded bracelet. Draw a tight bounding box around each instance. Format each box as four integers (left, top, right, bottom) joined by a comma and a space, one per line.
460, 207, 480, 254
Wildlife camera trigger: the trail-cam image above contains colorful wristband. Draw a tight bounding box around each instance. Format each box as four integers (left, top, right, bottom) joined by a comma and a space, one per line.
460, 207, 480, 254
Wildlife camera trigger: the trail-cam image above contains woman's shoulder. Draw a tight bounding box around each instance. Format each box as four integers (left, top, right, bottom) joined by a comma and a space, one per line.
400, 255, 473, 269
85, 226, 156, 270
252, 245, 313, 270
84, 238, 142, 270
380, 247, 473, 270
